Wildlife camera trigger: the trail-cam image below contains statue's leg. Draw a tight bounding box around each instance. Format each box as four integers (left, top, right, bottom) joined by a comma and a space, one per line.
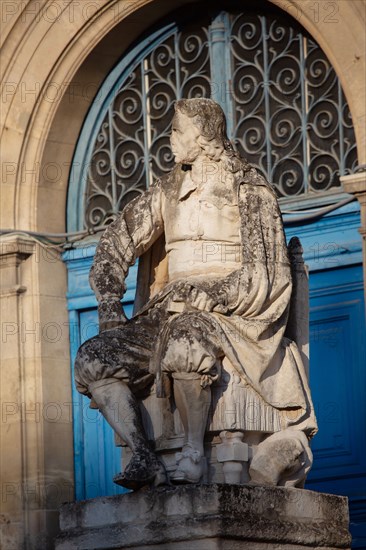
159, 313, 222, 483
172, 375, 211, 457
171, 376, 211, 483
74, 319, 168, 490
89, 378, 167, 490
89, 378, 149, 452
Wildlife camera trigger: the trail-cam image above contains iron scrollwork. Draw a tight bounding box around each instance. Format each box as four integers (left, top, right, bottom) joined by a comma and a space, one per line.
84, 23, 211, 229
83, 10, 357, 229
230, 12, 357, 198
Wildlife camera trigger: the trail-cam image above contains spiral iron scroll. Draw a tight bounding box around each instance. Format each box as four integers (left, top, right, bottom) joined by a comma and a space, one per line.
84, 23, 211, 229
230, 12, 357, 197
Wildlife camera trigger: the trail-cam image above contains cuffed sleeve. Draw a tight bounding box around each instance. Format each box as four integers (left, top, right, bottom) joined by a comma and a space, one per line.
89, 180, 164, 327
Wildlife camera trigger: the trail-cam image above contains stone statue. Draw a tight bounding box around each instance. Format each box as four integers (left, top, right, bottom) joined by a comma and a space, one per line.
74, 98, 317, 491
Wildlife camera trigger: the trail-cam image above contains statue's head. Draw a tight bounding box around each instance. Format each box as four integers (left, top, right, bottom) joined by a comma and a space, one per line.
171, 98, 232, 164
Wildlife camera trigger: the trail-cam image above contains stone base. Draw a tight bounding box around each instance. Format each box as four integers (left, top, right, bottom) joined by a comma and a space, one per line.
56, 484, 351, 549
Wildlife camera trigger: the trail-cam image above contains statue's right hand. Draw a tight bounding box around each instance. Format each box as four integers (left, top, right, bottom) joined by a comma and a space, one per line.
171, 282, 228, 313
171, 281, 193, 302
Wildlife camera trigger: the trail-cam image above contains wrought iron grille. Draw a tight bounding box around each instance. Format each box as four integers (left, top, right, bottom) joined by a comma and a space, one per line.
230, 12, 357, 198
83, 9, 357, 229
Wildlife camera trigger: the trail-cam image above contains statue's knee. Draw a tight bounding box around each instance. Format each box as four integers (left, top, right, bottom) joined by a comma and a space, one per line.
75, 336, 103, 372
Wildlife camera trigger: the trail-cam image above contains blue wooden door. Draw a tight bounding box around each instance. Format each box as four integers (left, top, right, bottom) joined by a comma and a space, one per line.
69, 305, 127, 499
285, 211, 366, 548
77, 308, 125, 499
306, 267, 366, 549
64, 245, 138, 500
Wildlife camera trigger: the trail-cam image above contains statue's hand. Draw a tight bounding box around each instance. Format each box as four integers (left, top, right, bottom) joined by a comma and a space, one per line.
187, 286, 218, 312
98, 300, 128, 333
171, 282, 228, 314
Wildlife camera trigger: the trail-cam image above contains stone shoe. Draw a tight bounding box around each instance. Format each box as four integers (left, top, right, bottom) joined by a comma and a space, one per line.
113, 450, 168, 490
171, 447, 205, 484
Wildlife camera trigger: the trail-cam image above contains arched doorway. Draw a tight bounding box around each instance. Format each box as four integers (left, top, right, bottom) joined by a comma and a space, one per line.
64, 4, 365, 544
68, 5, 357, 234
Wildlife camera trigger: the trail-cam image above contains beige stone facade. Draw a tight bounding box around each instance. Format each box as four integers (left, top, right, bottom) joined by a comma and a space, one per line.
0, 1, 365, 548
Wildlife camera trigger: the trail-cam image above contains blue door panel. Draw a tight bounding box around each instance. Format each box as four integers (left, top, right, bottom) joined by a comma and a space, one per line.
64, 245, 137, 500
306, 289, 366, 484
77, 303, 136, 499
305, 267, 366, 548
79, 309, 122, 499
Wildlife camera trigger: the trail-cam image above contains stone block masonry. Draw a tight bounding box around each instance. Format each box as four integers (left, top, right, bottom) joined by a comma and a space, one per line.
56, 484, 351, 549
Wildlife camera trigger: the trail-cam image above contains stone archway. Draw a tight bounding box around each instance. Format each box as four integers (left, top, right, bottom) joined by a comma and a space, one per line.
1, 0, 365, 233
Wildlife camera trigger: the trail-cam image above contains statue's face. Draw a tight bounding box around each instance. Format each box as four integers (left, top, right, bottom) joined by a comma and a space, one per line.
170, 112, 201, 164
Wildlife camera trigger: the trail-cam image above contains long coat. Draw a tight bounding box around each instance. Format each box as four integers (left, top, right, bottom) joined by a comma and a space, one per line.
89, 156, 317, 437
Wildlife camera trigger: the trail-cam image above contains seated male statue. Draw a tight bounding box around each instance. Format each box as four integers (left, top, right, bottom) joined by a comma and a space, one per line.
75, 98, 317, 490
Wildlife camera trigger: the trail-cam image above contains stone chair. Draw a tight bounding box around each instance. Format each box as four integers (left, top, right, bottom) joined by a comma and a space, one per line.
116, 236, 312, 487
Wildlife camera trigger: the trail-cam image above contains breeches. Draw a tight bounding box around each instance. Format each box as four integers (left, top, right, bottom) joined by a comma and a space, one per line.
74, 306, 223, 398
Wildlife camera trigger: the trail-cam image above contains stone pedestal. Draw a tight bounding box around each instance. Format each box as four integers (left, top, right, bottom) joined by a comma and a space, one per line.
56, 484, 351, 549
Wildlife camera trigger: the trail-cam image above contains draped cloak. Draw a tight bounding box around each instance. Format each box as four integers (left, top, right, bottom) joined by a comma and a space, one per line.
89, 159, 317, 437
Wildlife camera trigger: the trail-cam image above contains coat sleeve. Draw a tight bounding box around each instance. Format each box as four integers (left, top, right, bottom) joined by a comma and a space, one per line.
225, 181, 292, 320
203, 180, 291, 322
89, 180, 164, 328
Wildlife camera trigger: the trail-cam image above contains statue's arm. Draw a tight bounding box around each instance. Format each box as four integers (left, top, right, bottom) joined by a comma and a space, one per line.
89, 181, 164, 331
216, 182, 291, 317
